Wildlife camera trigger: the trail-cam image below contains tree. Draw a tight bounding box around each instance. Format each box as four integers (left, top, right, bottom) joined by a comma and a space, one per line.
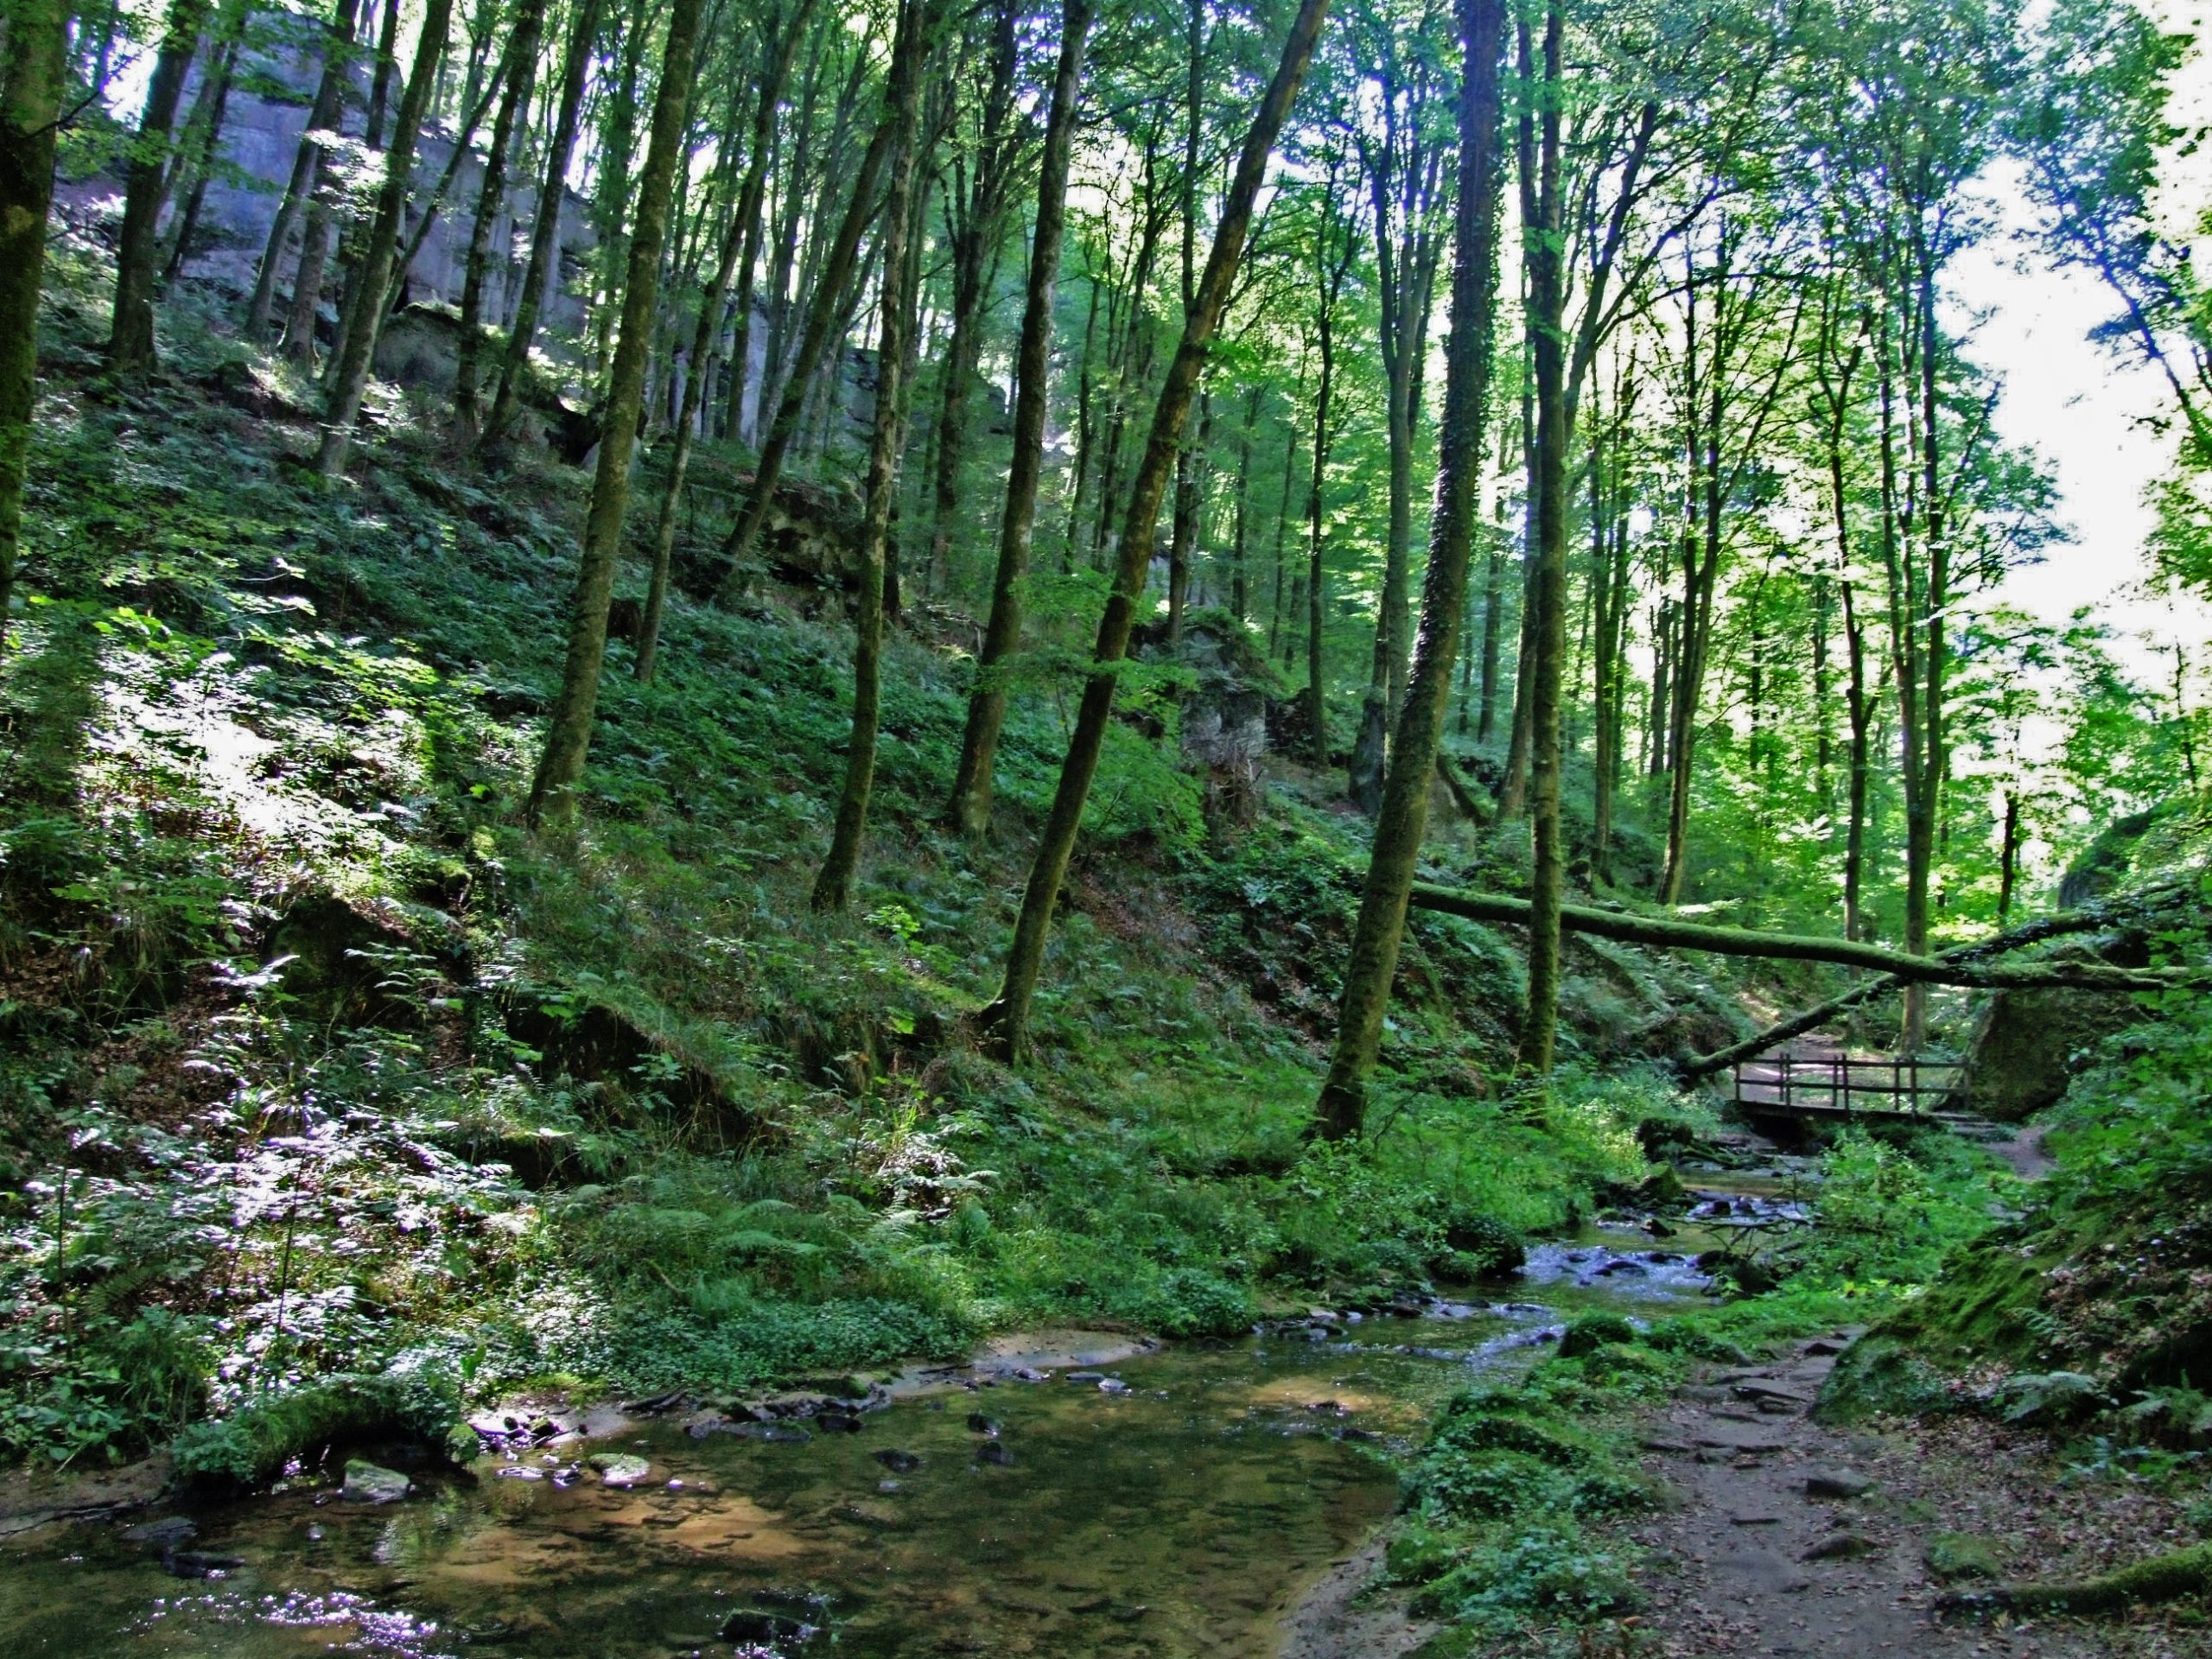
982, 0, 1335, 1061
316, 0, 457, 475
1316, 0, 1509, 1138
1514, 0, 1568, 1075
245, 0, 364, 342
453, 0, 546, 439
105, 0, 212, 378
482, 0, 604, 447
813, 0, 933, 910
944, 0, 1096, 836
0, 0, 71, 646
524, 0, 704, 823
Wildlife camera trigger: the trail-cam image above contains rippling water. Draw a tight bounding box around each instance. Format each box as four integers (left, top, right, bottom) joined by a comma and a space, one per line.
0, 1224, 1720, 1657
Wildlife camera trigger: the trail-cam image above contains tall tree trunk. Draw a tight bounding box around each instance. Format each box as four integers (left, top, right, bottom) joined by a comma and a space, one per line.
1513, 3, 1567, 1076
636, 3, 819, 681
1315, 0, 1507, 1139
105, 0, 211, 379
717, 99, 902, 580
0, 0, 70, 649
315, 0, 454, 474
482, 0, 603, 447
1230, 383, 1258, 620
246, 0, 362, 341
454, 0, 544, 438
925, 0, 1019, 600
1306, 178, 1353, 771
981, 0, 1332, 1060
157, 0, 246, 282
814, 0, 932, 909
524, 0, 703, 823
944, 0, 1093, 836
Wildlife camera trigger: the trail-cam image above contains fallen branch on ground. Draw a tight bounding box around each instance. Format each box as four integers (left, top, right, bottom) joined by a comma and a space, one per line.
1939, 1540, 2212, 1617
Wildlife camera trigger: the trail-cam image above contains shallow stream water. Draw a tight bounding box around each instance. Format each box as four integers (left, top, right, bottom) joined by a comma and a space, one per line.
0, 1211, 1769, 1658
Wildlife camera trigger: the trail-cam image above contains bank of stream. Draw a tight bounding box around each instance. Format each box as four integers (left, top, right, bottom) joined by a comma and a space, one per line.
0, 1177, 1804, 1657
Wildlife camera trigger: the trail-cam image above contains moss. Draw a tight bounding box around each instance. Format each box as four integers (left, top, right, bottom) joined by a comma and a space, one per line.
1814, 1336, 1956, 1422
1942, 1540, 2212, 1616
1558, 1314, 1637, 1359
168, 1367, 465, 1493
1926, 1532, 2006, 1583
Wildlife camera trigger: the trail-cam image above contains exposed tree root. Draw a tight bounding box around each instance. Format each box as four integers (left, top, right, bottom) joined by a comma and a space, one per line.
1938, 1541, 2212, 1617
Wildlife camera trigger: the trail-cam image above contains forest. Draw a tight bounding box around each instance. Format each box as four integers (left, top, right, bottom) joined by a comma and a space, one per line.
2, 0, 2212, 1651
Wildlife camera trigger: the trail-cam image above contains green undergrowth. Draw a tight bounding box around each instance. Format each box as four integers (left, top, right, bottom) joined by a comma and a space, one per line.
1821, 950, 2212, 1433
1392, 1122, 2031, 1650
2, 259, 1751, 1476
1387, 1300, 1800, 1644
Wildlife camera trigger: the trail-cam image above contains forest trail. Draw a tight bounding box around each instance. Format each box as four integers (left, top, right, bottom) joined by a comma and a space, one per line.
1614, 1341, 2152, 1659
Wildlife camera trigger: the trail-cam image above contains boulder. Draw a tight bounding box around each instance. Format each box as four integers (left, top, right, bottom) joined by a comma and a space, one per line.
341, 1459, 411, 1503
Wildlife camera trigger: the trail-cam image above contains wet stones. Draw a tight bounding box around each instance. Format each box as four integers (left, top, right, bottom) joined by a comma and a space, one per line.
587, 1452, 652, 1487
966, 1413, 1002, 1437
340, 1459, 410, 1503
874, 1449, 923, 1472
978, 1442, 1016, 1466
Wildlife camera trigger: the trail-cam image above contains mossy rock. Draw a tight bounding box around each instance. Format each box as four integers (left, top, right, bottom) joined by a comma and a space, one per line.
1814, 1336, 1955, 1422
1558, 1313, 1637, 1358
1927, 1532, 2006, 1583
1440, 1211, 1527, 1277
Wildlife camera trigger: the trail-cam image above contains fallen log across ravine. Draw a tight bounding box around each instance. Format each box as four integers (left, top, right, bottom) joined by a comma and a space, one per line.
1403, 884, 2199, 996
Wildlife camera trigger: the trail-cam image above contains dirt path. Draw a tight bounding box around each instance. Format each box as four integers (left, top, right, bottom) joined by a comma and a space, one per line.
1618, 1338, 2204, 1659
1288, 1332, 2212, 1659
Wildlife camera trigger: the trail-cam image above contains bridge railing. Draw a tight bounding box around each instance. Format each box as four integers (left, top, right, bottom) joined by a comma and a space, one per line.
1730, 1052, 1968, 1117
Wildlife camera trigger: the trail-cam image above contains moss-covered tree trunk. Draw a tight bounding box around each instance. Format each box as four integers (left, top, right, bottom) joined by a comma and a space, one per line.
1514, 3, 1568, 1075
944, 0, 1094, 837
452, 0, 543, 439
1315, 0, 1507, 1139
522, 0, 703, 824
981, 0, 1333, 1061
314, 0, 454, 475
0, 0, 70, 649
245, 0, 361, 341
105, 0, 211, 379
812, 0, 932, 911
481, 0, 601, 448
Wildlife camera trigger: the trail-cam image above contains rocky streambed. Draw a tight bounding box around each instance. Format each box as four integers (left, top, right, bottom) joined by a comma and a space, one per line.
0, 1199, 1783, 1658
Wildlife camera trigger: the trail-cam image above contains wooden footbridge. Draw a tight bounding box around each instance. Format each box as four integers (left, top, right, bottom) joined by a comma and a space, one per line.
1728, 1043, 1991, 1133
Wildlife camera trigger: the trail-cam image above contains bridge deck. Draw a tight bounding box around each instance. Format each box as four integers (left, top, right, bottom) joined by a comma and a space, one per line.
1729, 1046, 1968, 1122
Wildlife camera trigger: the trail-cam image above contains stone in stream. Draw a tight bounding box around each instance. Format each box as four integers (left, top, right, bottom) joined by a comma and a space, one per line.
735, 1422, 813, 1444
1098, 1377, 1132, 1395
719, 1608, 817, 1646
814, 1411, 865, 1433
588, 1452, 652, 1486
341, 1459, 411, 1503
874, 1448, 923, 1472
1011, 1367, 1051, 1382
1066, 1370, 1104, 1382
495, 1465, 543, 1480
967, 1413, 1002, 1436
1805, 1467, 1875, 1499
162, 1549, 247, 1579
123, 1516, 198, 1548
978, 1441, 1016, 1466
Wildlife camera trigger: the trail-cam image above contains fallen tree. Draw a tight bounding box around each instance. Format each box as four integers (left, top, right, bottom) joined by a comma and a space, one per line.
1404, 884, 2196, 995
1681, 906, 2124, 1079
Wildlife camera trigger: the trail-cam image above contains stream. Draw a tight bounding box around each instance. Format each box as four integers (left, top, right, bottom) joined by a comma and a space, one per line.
0, 1185, 1804, 1658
